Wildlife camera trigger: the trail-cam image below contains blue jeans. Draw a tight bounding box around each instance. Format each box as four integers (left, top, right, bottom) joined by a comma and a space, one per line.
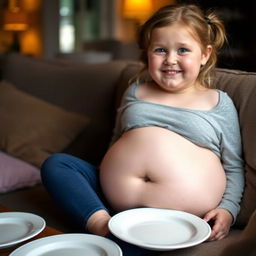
41, 153, 155, 256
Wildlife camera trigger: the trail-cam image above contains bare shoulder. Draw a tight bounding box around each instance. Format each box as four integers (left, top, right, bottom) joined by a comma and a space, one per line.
203, 88, 220, 109
136, 82, 156, 99
179, 87, 220, 111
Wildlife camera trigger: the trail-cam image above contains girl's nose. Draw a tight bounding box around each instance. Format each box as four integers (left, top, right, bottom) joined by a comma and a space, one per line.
164, 53, 177, 65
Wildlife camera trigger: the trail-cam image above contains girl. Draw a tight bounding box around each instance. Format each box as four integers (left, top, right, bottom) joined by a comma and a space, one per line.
41, 3, 244, 254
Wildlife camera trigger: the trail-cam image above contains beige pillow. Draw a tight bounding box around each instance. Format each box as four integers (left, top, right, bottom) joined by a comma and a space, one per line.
0, 81, 89, 167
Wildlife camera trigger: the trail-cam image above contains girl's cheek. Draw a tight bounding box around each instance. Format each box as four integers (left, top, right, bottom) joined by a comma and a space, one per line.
182, 57, 197, 67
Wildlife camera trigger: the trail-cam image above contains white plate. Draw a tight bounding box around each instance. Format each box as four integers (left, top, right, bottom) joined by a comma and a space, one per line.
9, 233, 122, 256
0, 212, 45, 249
109, 208, 211, 251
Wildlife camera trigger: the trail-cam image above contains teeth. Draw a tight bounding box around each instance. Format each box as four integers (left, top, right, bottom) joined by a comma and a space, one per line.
164, 70, 179, 74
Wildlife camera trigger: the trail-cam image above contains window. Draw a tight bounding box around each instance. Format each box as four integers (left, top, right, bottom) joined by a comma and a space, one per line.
59, 0, 101, 53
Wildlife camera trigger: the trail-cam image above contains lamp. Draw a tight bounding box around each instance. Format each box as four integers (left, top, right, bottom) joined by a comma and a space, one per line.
3, 9, 28, 31
3, 0, 28, 51
123, 0, 153, 24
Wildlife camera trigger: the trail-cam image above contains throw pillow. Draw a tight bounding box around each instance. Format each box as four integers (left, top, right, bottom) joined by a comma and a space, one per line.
0, 151, 41, 193
0, 80, 89, 167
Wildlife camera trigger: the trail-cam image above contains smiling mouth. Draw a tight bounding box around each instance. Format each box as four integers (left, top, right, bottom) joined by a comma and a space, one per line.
162, 69, 182, 75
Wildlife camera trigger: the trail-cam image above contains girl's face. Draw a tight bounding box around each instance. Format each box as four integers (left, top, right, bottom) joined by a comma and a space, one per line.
147, 23, 212, 93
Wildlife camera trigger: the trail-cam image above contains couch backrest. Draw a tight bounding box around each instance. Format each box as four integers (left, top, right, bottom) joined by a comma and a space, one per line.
215, 68, 256, 226
1, 53, 133, 164
2, 54, 255, 226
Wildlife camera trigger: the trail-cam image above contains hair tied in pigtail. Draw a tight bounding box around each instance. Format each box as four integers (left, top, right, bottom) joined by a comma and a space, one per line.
205, 16, 212, 25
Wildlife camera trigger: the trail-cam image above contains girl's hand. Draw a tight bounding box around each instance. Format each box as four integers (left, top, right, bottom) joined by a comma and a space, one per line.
203, 208, 233, 241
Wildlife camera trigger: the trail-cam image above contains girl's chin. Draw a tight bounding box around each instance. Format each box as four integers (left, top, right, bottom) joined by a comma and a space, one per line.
159, 85, 181, 93
159, 81, 180, 90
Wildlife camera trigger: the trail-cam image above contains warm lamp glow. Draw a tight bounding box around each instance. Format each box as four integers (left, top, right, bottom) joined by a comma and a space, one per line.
3, 0, 28, 31
22, 0, 41, 12
21, 28, 42, 55
123, 0, 153, 23
3, 9, 28, 31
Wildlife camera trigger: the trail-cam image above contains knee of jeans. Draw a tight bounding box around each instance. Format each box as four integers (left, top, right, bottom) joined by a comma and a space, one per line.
41, 153, 68, 181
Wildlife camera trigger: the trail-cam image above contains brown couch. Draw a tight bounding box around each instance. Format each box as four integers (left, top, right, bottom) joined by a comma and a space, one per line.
0, 53, 255, 256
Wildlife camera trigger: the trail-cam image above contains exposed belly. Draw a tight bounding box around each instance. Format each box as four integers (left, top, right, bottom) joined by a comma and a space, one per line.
100, 127, 226, 217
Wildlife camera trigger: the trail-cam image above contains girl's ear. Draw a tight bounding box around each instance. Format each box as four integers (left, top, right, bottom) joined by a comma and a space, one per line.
201, 45, 212, 65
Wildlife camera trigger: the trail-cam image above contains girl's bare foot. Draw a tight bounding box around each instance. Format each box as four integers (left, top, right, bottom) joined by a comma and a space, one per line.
86, 210, 111, 236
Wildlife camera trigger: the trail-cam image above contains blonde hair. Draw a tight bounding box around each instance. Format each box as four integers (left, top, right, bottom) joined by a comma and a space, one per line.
136, 4, 227, 88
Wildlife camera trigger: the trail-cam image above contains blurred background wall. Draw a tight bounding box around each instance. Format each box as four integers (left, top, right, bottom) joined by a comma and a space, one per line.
0, 0, 255, 71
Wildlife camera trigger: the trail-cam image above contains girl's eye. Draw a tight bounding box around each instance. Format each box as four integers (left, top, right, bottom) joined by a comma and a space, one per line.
178, 48, 189, 54
154, 48, 167, 54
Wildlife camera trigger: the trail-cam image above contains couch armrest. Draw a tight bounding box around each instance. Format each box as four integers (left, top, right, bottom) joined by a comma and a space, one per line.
220, 209, 256, 256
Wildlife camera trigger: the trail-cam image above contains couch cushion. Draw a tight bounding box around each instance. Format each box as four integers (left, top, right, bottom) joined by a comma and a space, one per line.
0, 151, 41, 193
0, 80, 88, 167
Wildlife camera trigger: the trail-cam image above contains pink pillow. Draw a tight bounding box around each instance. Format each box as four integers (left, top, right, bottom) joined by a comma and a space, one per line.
0, 151, 41, 193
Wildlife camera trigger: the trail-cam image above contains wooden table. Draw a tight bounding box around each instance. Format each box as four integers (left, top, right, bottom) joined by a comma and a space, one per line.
0, 205, 62, 256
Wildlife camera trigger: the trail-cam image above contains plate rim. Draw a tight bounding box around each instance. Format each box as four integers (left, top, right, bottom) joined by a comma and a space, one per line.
0, 211, 46, 249
108, 208, 211, 250
9, 233, 123, 256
